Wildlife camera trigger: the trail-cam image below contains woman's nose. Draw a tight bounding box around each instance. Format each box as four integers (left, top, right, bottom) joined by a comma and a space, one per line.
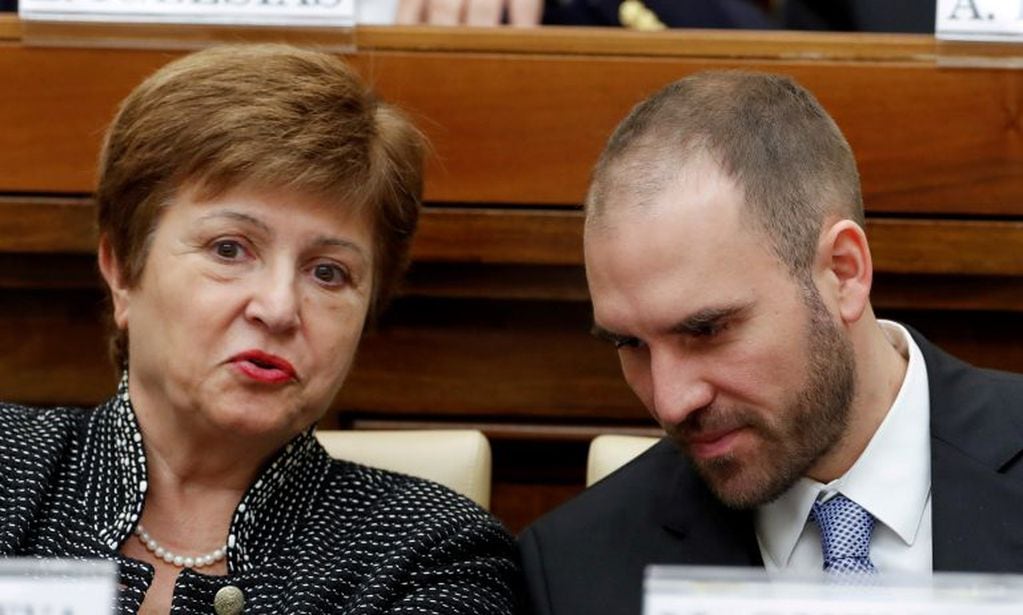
244, 265, 300, 333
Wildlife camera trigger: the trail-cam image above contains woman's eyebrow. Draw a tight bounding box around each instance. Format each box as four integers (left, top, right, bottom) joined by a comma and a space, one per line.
312, 236, 371, 265
197, 209, 371, 266
197, 210, 271, 234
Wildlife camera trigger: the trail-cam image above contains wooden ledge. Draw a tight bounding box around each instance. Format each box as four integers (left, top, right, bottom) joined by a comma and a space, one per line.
0, 15, 933, 60
2, 197, 1022, 276
6, 13, 1023, 67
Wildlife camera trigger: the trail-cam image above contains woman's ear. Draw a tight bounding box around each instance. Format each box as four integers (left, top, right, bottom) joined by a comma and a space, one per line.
97, 235, 131, 329
815, 219, 873, 325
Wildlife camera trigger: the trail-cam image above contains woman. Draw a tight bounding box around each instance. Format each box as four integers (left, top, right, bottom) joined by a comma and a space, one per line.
0, 45, 517, 614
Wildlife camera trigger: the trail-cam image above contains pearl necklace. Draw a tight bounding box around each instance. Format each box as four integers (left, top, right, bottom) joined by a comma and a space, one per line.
135, 524, 227, 569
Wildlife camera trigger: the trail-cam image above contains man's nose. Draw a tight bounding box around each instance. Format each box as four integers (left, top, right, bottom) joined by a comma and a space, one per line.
244, 264, 300, 333
649, 346, 714, 427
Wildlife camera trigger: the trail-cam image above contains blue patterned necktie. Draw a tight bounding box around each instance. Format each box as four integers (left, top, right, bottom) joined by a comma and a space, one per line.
810, 494, 878, 574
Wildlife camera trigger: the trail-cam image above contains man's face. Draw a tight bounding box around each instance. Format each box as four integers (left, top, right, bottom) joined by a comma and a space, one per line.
585, 154, 856, 509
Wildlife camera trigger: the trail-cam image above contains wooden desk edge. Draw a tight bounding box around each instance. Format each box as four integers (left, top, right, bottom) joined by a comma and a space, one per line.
5, 14, 1019, 64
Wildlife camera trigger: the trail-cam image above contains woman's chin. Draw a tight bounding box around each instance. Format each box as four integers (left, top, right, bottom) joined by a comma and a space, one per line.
198, 400, 317, 445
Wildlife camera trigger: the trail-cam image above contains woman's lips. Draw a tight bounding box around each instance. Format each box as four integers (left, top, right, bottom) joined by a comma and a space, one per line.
230, 350, 297, 384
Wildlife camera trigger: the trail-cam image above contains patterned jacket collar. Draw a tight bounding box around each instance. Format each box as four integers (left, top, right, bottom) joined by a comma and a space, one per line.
83, 373, 327, 572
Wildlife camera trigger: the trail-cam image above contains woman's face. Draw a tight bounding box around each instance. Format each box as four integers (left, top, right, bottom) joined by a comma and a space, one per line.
104, 185, 374, 445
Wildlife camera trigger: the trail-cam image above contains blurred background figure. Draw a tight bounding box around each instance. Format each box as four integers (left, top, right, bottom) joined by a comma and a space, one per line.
545, 0, 774, 29
396, 0, 543, 26
783, 0, 935, 33
546, 0, 934, 31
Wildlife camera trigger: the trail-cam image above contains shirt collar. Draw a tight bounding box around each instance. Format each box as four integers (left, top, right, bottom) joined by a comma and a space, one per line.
755, 320, 931, 568
87, 371, 327, 572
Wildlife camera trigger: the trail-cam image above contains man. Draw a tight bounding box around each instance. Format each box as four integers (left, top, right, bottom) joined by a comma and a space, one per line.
519, 71, 1023, 615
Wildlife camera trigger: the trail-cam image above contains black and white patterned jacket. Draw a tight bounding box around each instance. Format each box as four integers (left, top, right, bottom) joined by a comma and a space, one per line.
0, 378, 518, 614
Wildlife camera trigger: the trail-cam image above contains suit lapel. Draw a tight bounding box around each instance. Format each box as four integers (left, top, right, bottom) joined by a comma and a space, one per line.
913, 330, 1023, 572
653, 446, 763, 567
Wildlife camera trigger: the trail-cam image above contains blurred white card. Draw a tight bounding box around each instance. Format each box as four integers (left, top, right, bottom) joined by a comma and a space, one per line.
19, 0, 356, 27
358, 0, 397, 24
645, 566, 1023, 615
0, 559, 117, 615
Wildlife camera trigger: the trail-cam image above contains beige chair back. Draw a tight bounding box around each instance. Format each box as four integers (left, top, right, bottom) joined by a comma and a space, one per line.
316, 429, 492, 509
586, 434, 660, 487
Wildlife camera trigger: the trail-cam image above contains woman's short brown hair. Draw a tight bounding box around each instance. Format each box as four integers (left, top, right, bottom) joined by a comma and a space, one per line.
97, 44, 425, 365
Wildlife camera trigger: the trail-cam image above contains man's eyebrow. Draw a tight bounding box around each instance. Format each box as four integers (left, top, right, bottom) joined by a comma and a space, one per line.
670, 303, 752, 335
590, 323, 630, 344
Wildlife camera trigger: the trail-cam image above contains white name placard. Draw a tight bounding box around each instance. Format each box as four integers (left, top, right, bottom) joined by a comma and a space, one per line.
936, 0, 1023, 41
19, 0, 356, 27
0, 559, 117, 615
645, 566, 1023, 615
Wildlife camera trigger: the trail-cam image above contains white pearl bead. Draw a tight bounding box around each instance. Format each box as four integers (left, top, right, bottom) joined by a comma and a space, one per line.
162, 552, 174, 564
184, 557, 194, 568
146, 538, 158, 551
155, 547, 166, 558
173, 556, 184, 567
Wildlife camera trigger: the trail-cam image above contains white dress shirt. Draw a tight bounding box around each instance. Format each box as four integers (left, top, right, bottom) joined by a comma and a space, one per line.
755, 321, 933, 574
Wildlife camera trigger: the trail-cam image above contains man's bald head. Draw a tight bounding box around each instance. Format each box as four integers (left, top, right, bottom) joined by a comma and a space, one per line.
586, 71, 864, 278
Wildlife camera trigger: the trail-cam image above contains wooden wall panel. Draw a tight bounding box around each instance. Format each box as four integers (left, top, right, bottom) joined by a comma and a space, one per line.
2, 288, 1021, 415
2, 25, 1023, 214
0, 289, 116, 405
3, 196, 1022, 277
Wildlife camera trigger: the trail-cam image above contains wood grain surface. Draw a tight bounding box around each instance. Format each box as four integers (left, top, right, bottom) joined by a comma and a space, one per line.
4, 18, 1023, 215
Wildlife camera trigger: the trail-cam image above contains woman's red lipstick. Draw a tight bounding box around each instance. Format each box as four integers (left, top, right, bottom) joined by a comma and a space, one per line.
231, 350, 297, 384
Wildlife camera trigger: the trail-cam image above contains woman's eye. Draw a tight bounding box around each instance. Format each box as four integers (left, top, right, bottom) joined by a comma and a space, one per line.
312, 263, 349, 287
213, 240, 245, 260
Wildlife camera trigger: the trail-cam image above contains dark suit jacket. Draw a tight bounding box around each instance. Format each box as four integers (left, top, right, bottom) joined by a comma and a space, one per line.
519, 331, 1023, 615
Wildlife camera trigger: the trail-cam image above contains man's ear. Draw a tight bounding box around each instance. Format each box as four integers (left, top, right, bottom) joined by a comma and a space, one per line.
97, 235, 131, 329
815, 219, 872, 325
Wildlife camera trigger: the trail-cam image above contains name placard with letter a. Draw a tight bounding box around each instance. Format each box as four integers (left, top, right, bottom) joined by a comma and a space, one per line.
937, 0, 1023, 42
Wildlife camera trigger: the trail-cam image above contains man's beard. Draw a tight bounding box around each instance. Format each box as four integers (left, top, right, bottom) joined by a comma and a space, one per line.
669, 283, 857, 509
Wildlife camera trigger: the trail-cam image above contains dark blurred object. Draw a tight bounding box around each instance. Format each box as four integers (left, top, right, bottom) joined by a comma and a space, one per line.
544, 0, 776, 29
1, 0, 15, 12
784, 0, 936, 33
